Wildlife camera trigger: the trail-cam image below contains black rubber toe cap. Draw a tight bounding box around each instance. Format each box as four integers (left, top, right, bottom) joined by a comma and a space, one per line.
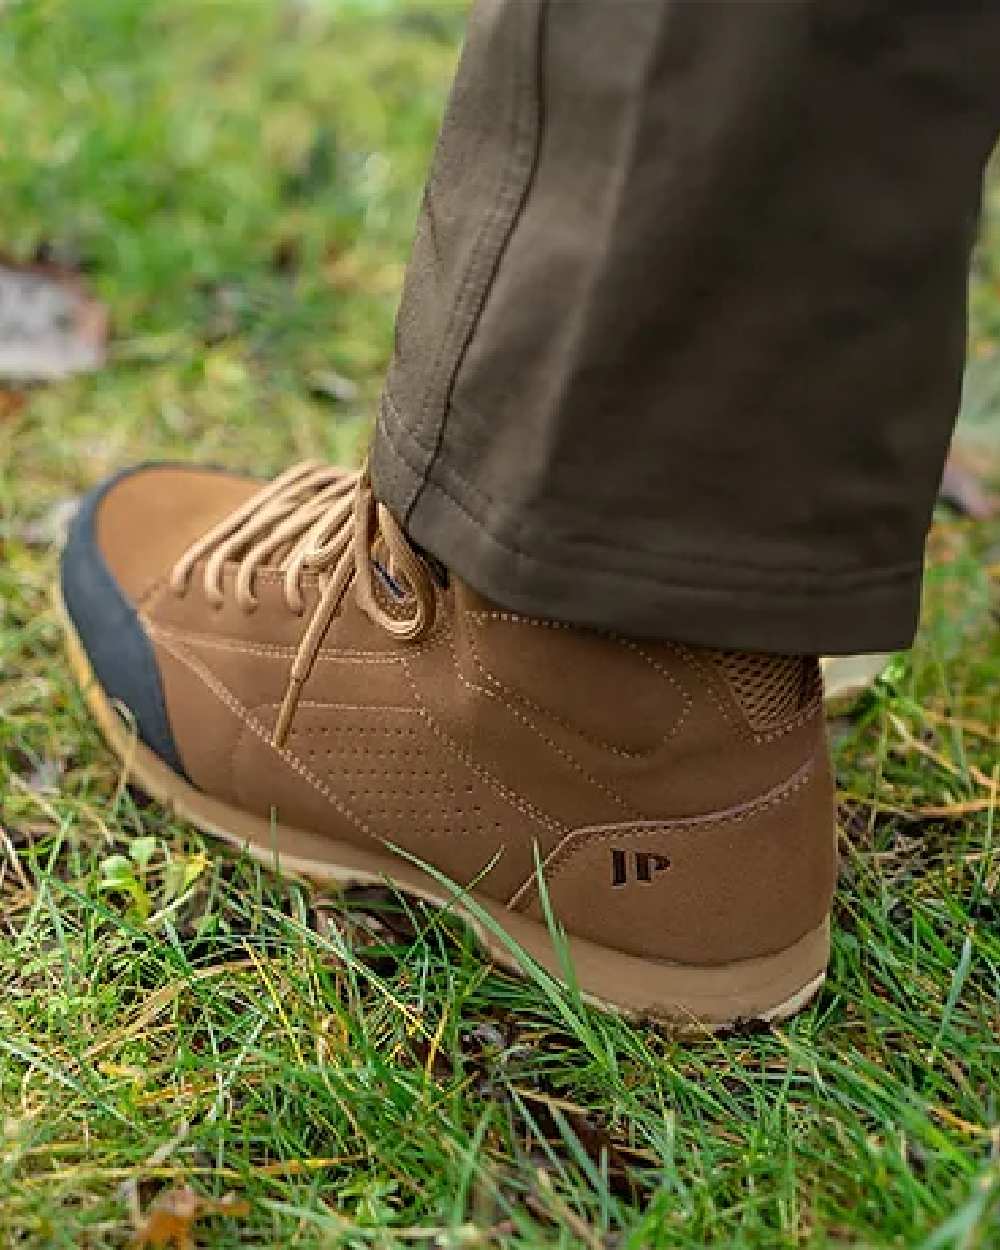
61, 466, 189, 779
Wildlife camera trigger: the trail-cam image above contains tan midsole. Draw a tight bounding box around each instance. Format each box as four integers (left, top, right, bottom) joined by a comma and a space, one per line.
58, 591, 829, 1028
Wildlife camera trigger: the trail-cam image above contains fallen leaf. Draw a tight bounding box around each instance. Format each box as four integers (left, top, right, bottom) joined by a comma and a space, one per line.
0, 388, 26, 419
0, 258, 108, 382
133, 1186, 249, 1249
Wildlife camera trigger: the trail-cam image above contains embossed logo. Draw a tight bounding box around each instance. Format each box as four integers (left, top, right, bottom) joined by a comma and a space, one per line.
610, 849, 671, 887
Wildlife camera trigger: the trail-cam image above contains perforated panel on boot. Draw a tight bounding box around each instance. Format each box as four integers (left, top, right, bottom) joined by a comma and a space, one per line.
285, 710, 522, 842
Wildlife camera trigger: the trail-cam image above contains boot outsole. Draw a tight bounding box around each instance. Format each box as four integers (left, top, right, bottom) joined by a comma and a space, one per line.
58, 589, 829, 1033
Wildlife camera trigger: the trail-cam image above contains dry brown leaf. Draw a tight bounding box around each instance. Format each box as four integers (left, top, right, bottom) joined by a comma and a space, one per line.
132, 1186, 249, 1249
0, 388, 26, 419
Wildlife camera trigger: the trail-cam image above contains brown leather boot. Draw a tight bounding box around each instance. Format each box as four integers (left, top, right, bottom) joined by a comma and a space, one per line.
59, 460, 837, 1028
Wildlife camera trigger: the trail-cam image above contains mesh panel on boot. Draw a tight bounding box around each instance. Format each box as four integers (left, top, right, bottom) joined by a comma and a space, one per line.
711, 651, 818, 730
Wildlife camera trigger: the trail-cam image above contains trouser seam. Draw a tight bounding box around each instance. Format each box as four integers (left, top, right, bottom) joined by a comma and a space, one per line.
405, 0, 547, 525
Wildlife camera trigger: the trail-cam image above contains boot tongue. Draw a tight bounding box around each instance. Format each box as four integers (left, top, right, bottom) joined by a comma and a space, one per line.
370, 531, 447, 600
372, 559, 405, 599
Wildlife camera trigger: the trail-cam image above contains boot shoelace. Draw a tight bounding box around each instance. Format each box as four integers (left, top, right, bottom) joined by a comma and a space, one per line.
169, 461, 436, 747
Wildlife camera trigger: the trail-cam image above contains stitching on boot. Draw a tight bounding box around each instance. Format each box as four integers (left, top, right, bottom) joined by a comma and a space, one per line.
150, 621, 401, 663
507, 759, 816, 910
277, 711, 507, 842
152, 629, 379, 841
397, 629, 564, 836
462, 616, 692, 762
446, 629, 638, 817
466, 612, 802, 748
152, 623, 559, 843
676, 642, 824, 745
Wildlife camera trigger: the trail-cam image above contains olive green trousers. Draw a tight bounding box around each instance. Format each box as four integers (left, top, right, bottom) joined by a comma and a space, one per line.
371, 1, 1000, 654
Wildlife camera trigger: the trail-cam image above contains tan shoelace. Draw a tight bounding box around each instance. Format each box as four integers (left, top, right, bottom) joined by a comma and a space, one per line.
169, 461, 436, 747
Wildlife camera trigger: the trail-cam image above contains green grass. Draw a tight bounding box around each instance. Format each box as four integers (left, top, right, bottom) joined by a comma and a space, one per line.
1, 3, 999, 1246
